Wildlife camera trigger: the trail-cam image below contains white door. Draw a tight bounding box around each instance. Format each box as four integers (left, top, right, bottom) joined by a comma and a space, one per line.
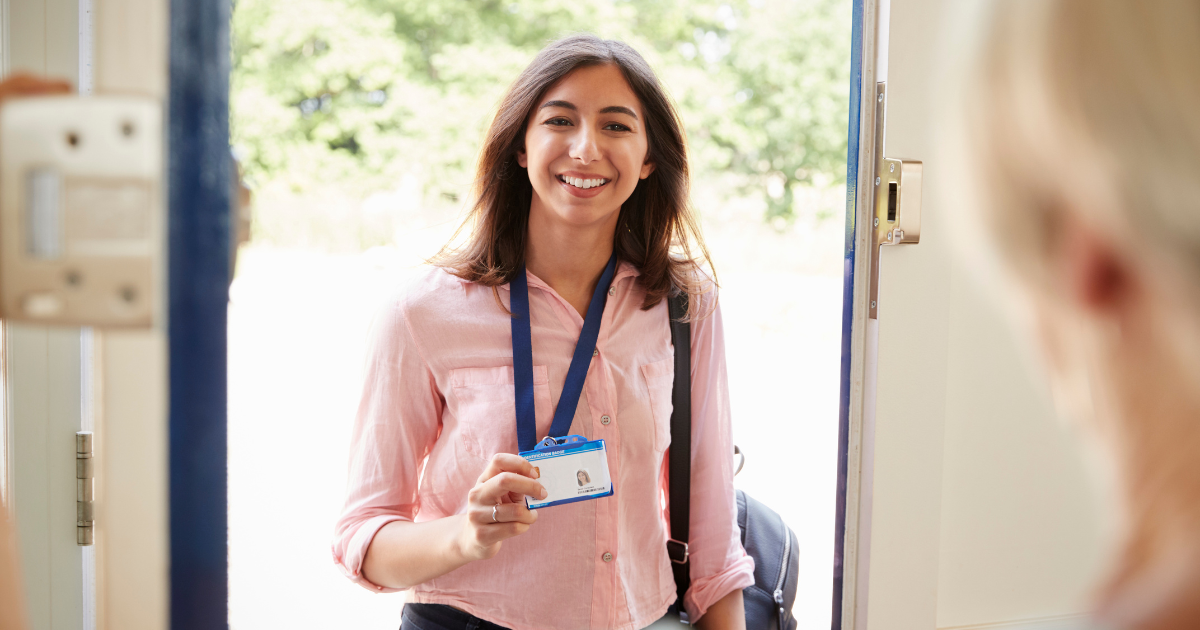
4, 2, 93, 627
840, 1, 1108, 629
1, 1, 169, 629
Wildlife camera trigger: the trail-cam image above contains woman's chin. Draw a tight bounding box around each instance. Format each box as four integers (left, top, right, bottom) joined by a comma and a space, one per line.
533, 199, 622, 231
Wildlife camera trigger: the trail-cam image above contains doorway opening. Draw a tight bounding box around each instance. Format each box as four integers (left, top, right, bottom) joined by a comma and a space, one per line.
227, 1, 852, 627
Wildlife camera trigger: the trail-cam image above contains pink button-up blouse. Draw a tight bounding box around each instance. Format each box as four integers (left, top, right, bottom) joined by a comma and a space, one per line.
332, 263, 754, 630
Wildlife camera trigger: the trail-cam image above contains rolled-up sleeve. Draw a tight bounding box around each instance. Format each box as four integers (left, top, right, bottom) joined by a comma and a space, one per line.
683, 296, 756, 620
331, 293, 442, 592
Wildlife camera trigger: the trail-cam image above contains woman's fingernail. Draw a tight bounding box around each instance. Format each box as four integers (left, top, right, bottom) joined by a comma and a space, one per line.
540, 487, 547, 499
531, 467, 540, 479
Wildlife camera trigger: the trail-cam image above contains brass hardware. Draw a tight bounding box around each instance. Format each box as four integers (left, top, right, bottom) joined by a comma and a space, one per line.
76, 431, 94, 546
868, 83, 923, 320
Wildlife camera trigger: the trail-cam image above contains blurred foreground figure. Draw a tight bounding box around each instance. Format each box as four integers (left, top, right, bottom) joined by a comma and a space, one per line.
1, 507, 26, 630
955, 1, 1200, 629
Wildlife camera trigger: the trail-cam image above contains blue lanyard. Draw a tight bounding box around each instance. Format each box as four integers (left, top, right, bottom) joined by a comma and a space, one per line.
510, 253, 618, 452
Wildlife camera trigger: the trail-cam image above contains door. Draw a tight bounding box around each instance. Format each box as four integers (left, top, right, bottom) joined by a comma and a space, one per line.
835, 1, 1107, 629
2, 0, 178, 628
4, 2, 95, 627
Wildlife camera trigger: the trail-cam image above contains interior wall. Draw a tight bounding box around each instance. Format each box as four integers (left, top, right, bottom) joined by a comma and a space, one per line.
861, 1, 1108, 629
9, 0, 79, 81
935, 270, 1107, 629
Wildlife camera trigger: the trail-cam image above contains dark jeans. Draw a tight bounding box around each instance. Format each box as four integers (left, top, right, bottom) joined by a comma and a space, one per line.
400, 604, 512, 630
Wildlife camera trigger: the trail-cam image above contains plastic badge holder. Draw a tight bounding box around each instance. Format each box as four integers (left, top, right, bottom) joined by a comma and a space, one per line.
520, 435, 614, 509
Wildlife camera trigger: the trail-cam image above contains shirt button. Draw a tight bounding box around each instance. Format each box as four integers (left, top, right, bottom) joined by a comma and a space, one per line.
592, 349, 598, 357
603, 552, 614, 562
601, 415, 611, 425
608, 286, 616, 296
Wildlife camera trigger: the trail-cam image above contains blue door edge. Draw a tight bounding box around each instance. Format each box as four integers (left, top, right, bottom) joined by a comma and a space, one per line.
832, 1, 865, 629
168, 0, 231, 627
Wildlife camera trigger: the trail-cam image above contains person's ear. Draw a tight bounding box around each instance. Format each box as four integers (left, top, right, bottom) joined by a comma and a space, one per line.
639, 158, 655, 180
516, 146, 528, 169
1057, 213, 1133, 316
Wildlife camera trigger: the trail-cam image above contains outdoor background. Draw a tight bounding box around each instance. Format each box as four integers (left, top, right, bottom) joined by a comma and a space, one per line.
226, 0, 851, 627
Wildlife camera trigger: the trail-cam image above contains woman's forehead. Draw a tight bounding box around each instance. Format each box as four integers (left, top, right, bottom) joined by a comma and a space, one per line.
537, 64, 643, 116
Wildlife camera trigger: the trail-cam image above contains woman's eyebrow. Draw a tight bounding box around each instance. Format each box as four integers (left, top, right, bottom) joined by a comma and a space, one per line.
599, 105, 638, 120
538, 100, 639, 120
539, 100, 576, 111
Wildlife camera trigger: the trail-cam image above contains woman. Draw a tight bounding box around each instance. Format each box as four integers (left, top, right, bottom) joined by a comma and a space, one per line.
332, 35, 753, 630
953, 1, 1200, 628
577, 470, 591, 487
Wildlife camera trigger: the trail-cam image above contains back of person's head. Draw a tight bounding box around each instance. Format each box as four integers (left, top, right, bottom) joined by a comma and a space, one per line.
951, 1, 1200, 628
961, 0, 1200, 298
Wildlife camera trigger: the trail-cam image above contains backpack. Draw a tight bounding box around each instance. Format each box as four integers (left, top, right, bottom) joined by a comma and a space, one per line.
665, 292, 800, 630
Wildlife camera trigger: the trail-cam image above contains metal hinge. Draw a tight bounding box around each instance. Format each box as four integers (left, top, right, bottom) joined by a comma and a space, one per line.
868, 82, 923, 320
76, 431, 94, 546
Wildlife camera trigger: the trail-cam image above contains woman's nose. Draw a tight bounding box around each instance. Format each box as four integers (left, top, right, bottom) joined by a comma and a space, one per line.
569, 126, 601, 164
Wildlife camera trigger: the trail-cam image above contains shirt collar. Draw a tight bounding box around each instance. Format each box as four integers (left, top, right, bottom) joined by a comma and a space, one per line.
499, 260, 641, 292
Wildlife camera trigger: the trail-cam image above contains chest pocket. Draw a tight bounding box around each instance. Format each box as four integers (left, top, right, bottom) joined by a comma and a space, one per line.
640, 357, 675, 453
449, 365, 552, 459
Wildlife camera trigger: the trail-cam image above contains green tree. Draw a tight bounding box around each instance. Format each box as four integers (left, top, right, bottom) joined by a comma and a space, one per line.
231, 0, 850, 225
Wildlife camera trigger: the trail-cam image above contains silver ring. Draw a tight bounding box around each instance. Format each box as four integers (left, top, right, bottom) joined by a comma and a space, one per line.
492, 505, 499, 523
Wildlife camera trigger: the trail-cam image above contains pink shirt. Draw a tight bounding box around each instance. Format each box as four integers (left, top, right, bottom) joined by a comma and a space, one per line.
332, 263, 754, 630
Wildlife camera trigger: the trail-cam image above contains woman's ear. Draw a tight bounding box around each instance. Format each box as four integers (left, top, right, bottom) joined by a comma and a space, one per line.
640, 159, 655, 179
516, 146, 528, 168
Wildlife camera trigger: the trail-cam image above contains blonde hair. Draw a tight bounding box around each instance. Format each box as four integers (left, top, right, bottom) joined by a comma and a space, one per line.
952, 1, 1200, 626
957, 0, 1200, 295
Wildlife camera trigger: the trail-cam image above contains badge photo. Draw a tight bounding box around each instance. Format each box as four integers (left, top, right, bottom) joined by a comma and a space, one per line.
520, 435, 613, 509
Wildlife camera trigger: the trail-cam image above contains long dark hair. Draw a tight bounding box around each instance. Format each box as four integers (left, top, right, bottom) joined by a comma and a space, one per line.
434, 33, 714, 317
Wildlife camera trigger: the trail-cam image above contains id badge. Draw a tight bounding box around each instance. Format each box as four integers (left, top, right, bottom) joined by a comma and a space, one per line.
520, 435, 614, 509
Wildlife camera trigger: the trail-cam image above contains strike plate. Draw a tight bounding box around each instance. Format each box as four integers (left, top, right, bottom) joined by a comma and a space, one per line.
868, 82, 923, 319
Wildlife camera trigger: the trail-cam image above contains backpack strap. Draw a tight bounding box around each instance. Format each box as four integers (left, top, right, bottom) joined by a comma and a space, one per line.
666, 291, 692, 619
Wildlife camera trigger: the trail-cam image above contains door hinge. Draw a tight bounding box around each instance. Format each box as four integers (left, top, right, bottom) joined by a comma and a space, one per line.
869, 82, 923, 320
76, 431, 94, 546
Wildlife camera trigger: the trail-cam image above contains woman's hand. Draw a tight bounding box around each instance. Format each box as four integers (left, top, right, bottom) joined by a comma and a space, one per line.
457, 453, 546, 561
362, 453, 547, 589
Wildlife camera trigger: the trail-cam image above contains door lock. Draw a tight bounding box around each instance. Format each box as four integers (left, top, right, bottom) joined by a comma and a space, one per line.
869, 83, 922, 319
0, 96, 162, 327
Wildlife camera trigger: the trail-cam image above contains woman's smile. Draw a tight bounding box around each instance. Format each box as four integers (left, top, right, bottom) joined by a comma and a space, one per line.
556, 172, 612, 197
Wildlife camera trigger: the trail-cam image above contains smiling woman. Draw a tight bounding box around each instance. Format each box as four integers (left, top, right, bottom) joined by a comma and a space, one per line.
331, 34, 752, 630
432, 35, 711, 321
517, 64, 657, 317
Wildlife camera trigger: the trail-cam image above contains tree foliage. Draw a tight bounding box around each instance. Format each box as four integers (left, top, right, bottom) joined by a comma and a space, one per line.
232, 0, 850, 221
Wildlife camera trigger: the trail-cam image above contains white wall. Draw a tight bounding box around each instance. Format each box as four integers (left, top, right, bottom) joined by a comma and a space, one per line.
855, 1, 1109, 628
935, 269, 1106, 629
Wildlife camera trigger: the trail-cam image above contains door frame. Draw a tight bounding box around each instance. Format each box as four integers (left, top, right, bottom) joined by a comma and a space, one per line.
833, 1, 883, 628
166, 0, 231, 626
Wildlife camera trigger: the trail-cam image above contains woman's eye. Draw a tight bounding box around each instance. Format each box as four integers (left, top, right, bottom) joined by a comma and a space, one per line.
544, 117, 572, 126
604, 123, 632, 132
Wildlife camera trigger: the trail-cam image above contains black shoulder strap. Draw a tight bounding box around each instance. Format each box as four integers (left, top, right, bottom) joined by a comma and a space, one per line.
667, 291, 692, 613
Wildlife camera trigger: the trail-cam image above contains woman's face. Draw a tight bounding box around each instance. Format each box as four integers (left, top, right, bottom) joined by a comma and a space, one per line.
577, 471, 587, 484
517, 64, 655, 232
